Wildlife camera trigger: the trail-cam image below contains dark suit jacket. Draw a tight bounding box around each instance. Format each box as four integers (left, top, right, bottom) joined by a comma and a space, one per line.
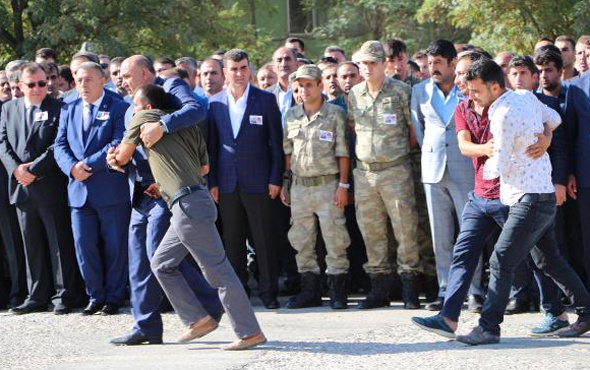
54, 93, 130, 208
564, 76, 590, 188
0, 96, 68, 206
534, 92, 568, 186
208, 85, 283, 194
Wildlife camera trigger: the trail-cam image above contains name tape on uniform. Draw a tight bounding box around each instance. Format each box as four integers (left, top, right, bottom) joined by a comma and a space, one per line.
383, 113, 397, 125
319, 130, 334, 142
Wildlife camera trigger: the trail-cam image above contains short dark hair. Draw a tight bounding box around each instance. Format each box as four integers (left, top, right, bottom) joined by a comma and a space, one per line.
337, 61, 359, 72
212, 49, 226, 57
35, 47, 57, 61
465, 59, 505, 88
286, 37, 305, 52
457, 51, 492, 63
58, 65, 74, 84
537, 36, 555, 44
534, 49, 564, 70
425, 39, 457, 62
555, 35, 576, 50
383, 38, 408, 58
407, 60, 420, 73
39, 62, 59, 76
135, 84, 168, 110
200, 58, 224, 72
223, 49, 249, 64
110, 56, 126, 65
71, 51, 98, 64
508, 55, 539, 75
154, 57, 175, 67
324, 45, 346, 57
412, 50, 427, 60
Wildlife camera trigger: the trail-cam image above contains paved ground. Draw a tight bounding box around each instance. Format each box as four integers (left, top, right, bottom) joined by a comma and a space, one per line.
1, 297, 588, 370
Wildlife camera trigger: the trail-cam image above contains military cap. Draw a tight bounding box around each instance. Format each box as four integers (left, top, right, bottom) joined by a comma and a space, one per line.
355, 41, 385, 63
293, 64, 322, 81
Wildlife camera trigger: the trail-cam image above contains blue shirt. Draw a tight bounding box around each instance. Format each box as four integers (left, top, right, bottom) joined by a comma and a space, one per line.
431, 84, 461, 124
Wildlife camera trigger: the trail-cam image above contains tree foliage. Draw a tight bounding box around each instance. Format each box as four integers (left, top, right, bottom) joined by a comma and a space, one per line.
417, 0, 590, 54
0, 0, 276, 66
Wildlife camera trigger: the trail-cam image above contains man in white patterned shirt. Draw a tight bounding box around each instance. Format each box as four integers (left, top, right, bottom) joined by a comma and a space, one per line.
456, 59, 590, 345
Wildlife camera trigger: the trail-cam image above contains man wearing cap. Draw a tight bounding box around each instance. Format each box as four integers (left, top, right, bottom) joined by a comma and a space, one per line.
281, 65, 351, 309
348, 40, 422, 309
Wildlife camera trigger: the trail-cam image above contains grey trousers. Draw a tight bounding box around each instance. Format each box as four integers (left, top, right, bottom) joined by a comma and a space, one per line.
151, 189, 261, 338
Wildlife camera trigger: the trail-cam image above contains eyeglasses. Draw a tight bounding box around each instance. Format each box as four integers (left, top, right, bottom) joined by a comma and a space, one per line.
23, 80, 47, 88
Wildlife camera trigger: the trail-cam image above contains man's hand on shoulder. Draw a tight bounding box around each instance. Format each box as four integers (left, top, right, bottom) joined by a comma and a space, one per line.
140, 121, 164, 148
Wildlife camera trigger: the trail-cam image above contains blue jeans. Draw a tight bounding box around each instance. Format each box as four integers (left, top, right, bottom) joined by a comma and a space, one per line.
479, 193, 590, 335
441, 192, 508, 321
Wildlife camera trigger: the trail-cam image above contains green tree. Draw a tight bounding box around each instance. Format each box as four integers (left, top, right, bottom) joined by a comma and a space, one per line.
417, 0, 590, 54
306, 0, 469, 55
0, 0, 276, 66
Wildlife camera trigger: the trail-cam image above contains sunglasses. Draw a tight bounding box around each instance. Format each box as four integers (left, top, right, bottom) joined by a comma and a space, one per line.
23, 80, 47, 88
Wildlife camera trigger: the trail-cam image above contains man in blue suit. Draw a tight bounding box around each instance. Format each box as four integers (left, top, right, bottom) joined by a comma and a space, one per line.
411, 40, 481, 311
564, 60, 590, 289
54, 62, 131, 315
108, 55, 222, 345
208, 49, 284, 309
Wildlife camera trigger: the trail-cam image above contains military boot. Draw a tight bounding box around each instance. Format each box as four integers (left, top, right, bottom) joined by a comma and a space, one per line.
328, 274, 348, 309
401, 272, 421, 309
389, 272, 403, 301
422, 274, 439, 303
286, 272, 322, 309
358, 274, 392, 309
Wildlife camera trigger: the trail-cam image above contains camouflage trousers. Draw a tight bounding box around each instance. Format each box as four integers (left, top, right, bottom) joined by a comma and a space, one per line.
288, 180, 351, 275
354, 159, 422, 275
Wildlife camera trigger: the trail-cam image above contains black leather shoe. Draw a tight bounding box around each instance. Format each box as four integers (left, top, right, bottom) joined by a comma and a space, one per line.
101, 304, 120, 315
110, 332, 163, 346
425, 298, 444, 311
9, 301, 48, 315
504, 298, 530, 315
82, 301, 104, 315
53, 302, 72, 315
262, 297, 280, 309
467, 295, 484, 313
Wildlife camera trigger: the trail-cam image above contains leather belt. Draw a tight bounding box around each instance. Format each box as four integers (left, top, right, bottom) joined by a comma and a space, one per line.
167, 184, 205, 208
356, 156, 407, 172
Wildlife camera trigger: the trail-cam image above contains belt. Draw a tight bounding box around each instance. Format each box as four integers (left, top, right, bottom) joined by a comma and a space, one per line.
356, 156, 407, 172
293, 174, 338, 187
167, 184, 205, 208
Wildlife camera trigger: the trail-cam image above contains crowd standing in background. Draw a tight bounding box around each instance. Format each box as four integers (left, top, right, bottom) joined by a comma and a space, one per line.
1, 34, 590, 348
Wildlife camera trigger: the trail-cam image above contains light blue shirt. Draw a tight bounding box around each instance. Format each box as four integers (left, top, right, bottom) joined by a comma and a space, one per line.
431, 83, 461, 124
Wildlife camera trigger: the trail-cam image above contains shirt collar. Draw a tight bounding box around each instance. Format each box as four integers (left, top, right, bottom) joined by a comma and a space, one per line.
227, 84, 250, 106
24, 98, 41, 110
84, 91, 105, 109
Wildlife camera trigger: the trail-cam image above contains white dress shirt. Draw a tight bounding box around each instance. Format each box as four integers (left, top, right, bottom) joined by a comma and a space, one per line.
483, 90, 562, 205
227, 84, 250, 138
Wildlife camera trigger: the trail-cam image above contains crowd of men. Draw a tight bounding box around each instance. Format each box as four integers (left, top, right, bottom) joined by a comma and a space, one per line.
1, 33, 590, 347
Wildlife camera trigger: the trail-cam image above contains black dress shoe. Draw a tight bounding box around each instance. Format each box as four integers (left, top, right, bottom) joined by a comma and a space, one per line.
53, 302, 72, 315
504, 298, 530, 315
110, 332, 163, 346
101, 304, 120, 315
9, 301, 48, 315
82, 301, 104, 315
262, 297, 280, 309
425, 298, 444, 311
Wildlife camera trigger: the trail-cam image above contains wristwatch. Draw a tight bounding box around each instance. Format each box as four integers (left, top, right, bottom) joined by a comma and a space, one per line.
338, 182, 350, 189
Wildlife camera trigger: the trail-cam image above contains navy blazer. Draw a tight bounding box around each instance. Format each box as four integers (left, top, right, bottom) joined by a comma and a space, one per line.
54, 93, 130, 208
208, 85, 283, 194
561, 76, 590, 187
534, 92, 568, 186
0, 96, 68, 206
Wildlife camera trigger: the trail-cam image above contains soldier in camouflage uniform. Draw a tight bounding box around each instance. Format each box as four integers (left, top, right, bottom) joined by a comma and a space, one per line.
281, 65, 351, 310
385, 38, 437, 301
348, 40, 423, 309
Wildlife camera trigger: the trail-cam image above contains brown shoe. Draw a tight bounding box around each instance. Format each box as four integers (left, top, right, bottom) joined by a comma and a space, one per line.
222, 332, 267, 351
177, 316, 219, 343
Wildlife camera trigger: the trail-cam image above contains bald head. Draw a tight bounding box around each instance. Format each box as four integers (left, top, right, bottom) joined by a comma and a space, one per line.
120, 55, 157, 95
